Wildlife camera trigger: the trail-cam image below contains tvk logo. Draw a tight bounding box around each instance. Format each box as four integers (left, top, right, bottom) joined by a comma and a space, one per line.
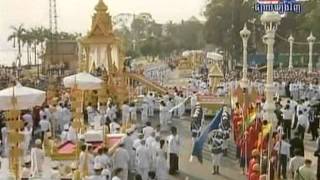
255, 0, 302, 14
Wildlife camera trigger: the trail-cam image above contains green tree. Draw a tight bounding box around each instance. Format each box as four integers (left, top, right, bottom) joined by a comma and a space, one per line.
20, 30, 33, 65
7, 24, 26, 67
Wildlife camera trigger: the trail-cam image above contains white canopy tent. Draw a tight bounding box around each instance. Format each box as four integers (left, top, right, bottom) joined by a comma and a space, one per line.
206, 52, 223, 61
63, 72, 103, 90
0, 83, 46, 110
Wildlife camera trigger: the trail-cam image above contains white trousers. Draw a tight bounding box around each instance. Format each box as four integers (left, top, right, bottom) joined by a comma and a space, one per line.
212, 153, 222, 166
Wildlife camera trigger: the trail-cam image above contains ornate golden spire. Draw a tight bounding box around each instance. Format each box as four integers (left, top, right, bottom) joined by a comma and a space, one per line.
95, 0, 108, 12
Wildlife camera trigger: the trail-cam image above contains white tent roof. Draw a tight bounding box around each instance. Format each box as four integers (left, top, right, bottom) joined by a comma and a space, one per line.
63, 72, 103, 90
0, 83, 46, 110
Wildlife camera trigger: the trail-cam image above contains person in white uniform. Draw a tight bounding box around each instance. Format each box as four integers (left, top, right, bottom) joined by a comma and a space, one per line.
147, 93, 155, 117
166, 126, 181, 175
159, 101, 168, 132
121, 101, 130, 125
136, 140, 150, 180
143, 122, 154, 139
55, 103, 63, 132
87, 103, 95, 126
178, 94, 185, 118
22, 124, 32, 156
155, 150, 169, 180
129, 103, 137, 123
113, 143, 130, 180
30, 139, 45, 177
62, 104, 72, 127
60, 124, 69, 142
141, 100, 149, 124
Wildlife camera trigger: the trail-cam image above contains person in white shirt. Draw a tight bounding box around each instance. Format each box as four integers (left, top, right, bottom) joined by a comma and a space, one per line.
56, 103, 63, 132
289, 150, 305, 178
282, 104, 294, 139
113, 143, 130, 180
274, 136, 291, 179
142, 122, 154, 139
44, 105, 52, 122
60, 124, 69, 142
149, 136, 161, 171
30, 139, 45, 177
155, 150, 168, 180
145, 132, 156, 149
129, 103, 137, 123
173, 93, 180, 117
136, 140, 150, 180
79, 144, 95, 176
297, 110, 309, 140
39, 115, 51, 141
87, 103, 95, 126
141, 100, 149, 124
1, 124, 8, 157
147, 92, 155, 117
159, 101, 168, 132
166, 126, 181, 175
178, 93, 185, 118
121, 101, 130, 125
22, 124, 32, 156
95, 148, 111, 170
133, 134, 143, 151
63, 104, 72, 127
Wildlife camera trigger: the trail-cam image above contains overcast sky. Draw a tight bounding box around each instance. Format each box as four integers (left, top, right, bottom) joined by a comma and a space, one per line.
0, 0, 205, 49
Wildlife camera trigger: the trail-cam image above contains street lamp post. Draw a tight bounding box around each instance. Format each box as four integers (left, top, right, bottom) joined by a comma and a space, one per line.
307, 32, 316, 73
260, 12, 281, 127
240, 24, 251, 89
288, 35, 294, 70
261, 12, 281, 180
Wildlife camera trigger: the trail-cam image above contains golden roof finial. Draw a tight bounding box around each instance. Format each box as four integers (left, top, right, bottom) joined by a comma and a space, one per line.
95, 0, 108, 12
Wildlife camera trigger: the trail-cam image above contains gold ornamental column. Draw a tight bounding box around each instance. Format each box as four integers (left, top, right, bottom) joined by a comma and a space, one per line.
6, 109, 24, 180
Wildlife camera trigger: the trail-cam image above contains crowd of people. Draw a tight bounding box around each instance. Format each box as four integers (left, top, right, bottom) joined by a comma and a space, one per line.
230, 75, 320, 180
0, 85, 193, 180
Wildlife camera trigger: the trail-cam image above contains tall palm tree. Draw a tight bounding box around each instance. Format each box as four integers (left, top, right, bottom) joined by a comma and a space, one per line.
7, 24, 26, 68
30, 28, 40, 66
21, 30, 33, 65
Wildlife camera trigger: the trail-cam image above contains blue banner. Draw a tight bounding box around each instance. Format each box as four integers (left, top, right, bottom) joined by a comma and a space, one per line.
191, 108, 223, 163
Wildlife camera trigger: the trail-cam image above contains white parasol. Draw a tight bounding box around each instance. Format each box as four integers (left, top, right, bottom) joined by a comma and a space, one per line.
63, 72, 103, 90
0, 83, 46, 110
206, 52, 223, 61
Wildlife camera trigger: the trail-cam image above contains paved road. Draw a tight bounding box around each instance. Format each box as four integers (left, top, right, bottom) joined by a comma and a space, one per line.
168, 116, 246, 180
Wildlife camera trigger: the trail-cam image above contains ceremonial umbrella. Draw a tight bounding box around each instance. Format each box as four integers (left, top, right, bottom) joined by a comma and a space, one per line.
0, 82, 46, 110
63, 72, 103, 90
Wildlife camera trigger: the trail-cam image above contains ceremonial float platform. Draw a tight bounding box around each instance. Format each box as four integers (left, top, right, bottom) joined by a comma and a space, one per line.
50, 132, 125, 160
